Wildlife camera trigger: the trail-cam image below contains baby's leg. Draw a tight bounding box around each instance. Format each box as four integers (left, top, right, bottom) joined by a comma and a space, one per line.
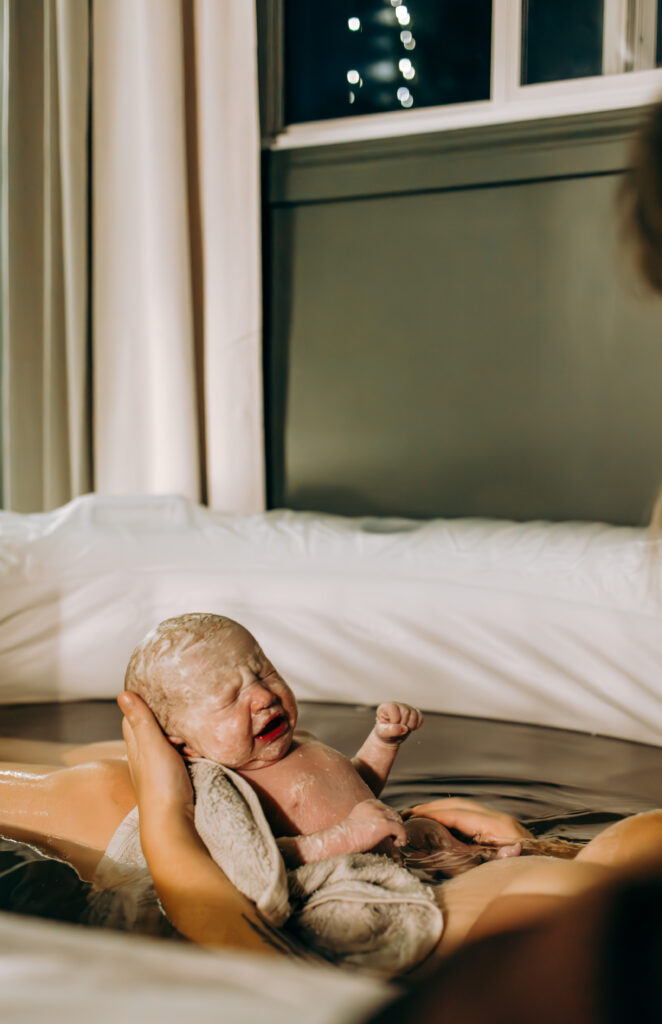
575, 809, 662, 870
0, 759, 135, 857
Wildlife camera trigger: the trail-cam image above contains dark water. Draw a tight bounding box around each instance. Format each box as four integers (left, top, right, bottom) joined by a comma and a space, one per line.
3, 699, 662, 930
301, 703, 662, 843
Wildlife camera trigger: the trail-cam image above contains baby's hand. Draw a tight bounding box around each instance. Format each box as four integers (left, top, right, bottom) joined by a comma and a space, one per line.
280, 798, 409, 865
375, 702, 423, 744
344, 798, 408, 850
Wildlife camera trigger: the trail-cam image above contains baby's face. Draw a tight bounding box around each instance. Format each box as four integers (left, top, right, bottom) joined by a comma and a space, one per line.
169, 624, 298, 771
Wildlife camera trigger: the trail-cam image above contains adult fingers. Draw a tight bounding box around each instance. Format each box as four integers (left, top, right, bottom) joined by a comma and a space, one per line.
117, 691, 156, 730
406, 799, 532, 839
117, 692, 167, 793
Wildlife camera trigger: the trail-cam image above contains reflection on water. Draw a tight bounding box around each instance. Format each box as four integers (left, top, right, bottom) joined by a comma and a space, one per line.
0, 839, 90, 923
385, 779, 644, 843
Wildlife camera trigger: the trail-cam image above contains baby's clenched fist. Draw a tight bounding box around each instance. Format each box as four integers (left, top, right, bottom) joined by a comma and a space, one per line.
375, 702, 423, 744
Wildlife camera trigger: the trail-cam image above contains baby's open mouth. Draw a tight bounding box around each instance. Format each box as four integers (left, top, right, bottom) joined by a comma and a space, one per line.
255, 714, 289, 743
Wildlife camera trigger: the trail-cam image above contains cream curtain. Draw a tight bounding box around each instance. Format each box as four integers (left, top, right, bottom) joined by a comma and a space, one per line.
1, 0, 90, 512
93, 0, 265, 512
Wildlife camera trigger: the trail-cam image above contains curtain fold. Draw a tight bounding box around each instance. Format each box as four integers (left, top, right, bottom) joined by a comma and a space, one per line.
1, 0, 265, 514
93, 0, 265, 512
93, 0, 200, 500
1, 0, 90, 512
193, 0, 265, 512
54, 0, 90, 500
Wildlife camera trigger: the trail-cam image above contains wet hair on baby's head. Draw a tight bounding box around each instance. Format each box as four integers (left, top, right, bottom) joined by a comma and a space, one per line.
124, 613, 244, 733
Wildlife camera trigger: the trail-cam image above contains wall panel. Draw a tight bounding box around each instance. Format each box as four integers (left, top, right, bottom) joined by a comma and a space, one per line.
266, 110, 662, 523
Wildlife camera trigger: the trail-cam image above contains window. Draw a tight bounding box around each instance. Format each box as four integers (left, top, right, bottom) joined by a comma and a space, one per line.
521, 0, 605, 84
522, 0, 662, 80
269, 0, 662, 148
285, 0, 493, 123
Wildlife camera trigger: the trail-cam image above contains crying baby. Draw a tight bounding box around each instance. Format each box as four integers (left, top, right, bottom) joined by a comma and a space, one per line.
125, 612, 492, 872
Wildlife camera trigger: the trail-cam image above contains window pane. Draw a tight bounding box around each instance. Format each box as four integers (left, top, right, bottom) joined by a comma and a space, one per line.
521, 0, 604, 85
284, 0, 492, 125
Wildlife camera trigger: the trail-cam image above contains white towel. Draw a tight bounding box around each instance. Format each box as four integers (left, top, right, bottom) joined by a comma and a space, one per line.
92, 760, 443, 974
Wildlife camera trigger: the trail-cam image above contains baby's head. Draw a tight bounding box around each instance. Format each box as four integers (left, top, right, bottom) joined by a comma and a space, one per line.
125, 613, 298, 771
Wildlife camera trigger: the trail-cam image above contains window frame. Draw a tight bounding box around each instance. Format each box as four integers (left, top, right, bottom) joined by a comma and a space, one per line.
262, 0, 662, 150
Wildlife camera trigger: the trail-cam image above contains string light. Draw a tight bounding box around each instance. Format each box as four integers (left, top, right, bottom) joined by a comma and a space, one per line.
342, 3, 416, 114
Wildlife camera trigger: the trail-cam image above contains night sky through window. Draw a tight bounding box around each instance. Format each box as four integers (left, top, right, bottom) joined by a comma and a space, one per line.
284, 0, 493, 124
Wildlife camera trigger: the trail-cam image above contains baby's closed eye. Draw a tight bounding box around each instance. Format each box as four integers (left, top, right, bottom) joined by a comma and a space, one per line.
214, 684, 241, 708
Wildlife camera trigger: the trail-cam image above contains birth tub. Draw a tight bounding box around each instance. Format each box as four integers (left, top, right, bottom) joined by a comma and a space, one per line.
2, 494, 662, 1021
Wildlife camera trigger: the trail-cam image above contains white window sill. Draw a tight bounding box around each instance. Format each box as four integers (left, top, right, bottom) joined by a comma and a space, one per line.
269, 68, 662, 151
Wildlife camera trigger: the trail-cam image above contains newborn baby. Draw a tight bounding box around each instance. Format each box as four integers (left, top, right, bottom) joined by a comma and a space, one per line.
125, 612, 423, 867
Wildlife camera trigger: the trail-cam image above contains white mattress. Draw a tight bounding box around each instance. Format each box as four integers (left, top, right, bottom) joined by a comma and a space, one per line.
1, 493, 661, 745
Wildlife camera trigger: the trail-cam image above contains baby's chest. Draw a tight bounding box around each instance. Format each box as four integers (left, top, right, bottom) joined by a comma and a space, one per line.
273, 743, 372, 833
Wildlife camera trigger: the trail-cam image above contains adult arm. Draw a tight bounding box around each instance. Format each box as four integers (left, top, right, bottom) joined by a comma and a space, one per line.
117, 692, 286, 956
405, 797, 533, 844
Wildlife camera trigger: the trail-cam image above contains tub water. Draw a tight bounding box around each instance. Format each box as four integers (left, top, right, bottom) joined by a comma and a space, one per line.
2, 700, 662, 929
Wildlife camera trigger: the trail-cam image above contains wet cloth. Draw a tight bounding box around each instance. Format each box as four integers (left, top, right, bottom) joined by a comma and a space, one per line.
92, 761, 443, 973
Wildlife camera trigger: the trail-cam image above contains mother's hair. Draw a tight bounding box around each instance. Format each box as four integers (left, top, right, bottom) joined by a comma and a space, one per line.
618, 101, 662, 532
619, 101, 662, 295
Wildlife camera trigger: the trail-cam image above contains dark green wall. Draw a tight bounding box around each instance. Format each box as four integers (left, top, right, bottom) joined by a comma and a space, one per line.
265, 109, 662, 524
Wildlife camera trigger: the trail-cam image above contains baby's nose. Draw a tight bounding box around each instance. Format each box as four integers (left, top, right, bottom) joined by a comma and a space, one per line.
248, 681, 276, 709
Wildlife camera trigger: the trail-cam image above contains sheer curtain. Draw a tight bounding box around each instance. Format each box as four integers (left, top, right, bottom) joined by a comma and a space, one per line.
1, 0, 264, 514
93, 0, 265, 512
0, 0, 90, 512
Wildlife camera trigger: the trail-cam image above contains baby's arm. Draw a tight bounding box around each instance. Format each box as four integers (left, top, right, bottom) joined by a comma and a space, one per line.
352, 702, 423, 796
277, 798, 407, 868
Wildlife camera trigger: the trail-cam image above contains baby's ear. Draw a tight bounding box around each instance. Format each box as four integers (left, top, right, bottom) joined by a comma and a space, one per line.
168, 734, 202, 759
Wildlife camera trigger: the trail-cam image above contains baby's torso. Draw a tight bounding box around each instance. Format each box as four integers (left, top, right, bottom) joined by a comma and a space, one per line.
239, 732, 374, 836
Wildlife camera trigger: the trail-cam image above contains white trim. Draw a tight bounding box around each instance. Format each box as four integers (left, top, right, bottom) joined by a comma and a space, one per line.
631, 0, 658, 70
270, 2, 662, 152
272, 67, 662, 150
514, 61, 662, 99
491, 0, 520, 107
603, 0, 630, 75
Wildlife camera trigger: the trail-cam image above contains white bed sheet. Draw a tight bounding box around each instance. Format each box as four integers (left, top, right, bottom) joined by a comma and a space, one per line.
1, 494, 661, 745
